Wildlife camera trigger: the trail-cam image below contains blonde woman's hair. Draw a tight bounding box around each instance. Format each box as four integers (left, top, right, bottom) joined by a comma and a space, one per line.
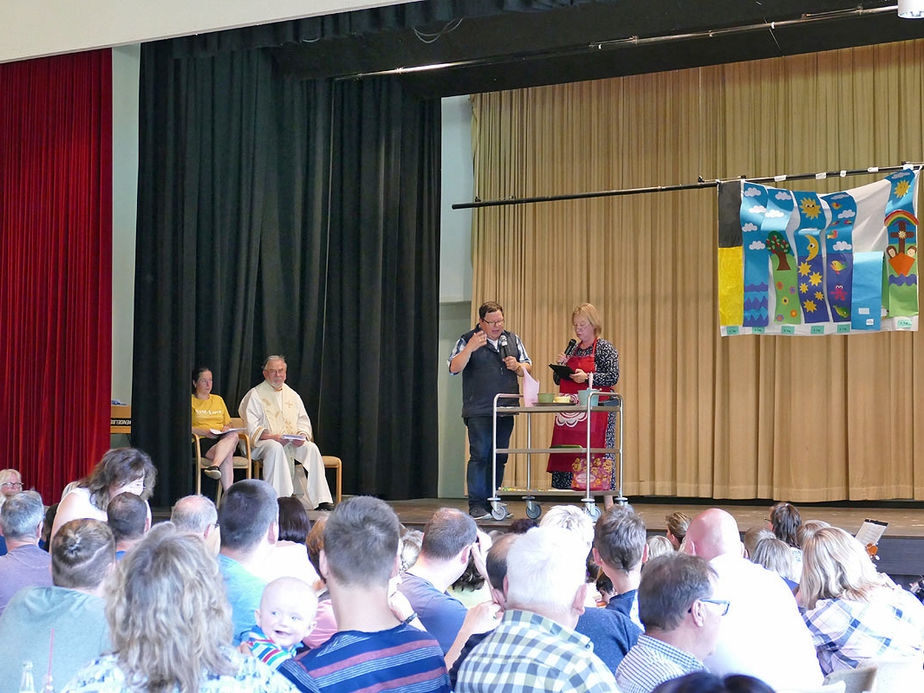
800, 526, 893, 610
797, 519, 830, 548
0, 468, 22, 485
646, 535, 674, 561
665, 512, 691, 547
750, 537, 794, 581
572, 303, 602, 337
106, 522, 234, 691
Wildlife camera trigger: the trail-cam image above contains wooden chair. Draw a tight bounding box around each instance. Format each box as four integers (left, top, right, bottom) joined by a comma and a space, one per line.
323, 455, 342, 503
244, 435, 342, 504
192, 416, 253, 503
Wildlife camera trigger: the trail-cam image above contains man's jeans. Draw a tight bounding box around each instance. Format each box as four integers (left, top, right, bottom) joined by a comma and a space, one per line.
465, 415, 514, 510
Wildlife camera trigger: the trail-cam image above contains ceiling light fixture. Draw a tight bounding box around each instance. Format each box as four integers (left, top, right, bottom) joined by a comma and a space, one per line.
898, 0, 924, 19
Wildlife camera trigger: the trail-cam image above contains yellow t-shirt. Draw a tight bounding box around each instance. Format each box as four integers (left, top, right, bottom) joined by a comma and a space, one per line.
191, 394, 231, 430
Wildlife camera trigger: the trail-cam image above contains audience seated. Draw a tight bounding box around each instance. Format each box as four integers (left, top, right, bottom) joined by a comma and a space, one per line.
596, 570, 617, 605
769, 501, 803, 577
0, 468, 23, 510
106, 491, 150, 558
797, 519, 831, 548
0, 469, 24, 556
540, 505, 599, 608
665, 512, 691, 551
683, 508, 823, 690
279, 496, 450, 692
646, 535, 674, 561
455, 526, 617, 692
217, 479, 278, 644
446, 532, 515, 686
302, 515, 336, 649
171, 494, 220, 553
253, 497, 319, 586
651, 672, 774, 693
750, 535, 797, 588
0, 519, 114, 692
398, 507, 477, 653
65, 522, 294, 692
399, 526, 424, 572
0, 490, 52, 615
448, 530, 493, 608
507, 517, 539, 533
800, 526, 924, 675
51, 448, 156, 540
40, 502, 58, 550
576, 505, 645, 672
615, 553, 723, 693
242, 577, 318, 669
741, 526, 773, 559
539, 504, 595, 548
25, 479, 922, 692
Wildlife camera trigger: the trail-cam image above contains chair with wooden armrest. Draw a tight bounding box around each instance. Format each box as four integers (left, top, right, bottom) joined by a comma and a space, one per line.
192, 416, 253, 503
322, 456, 342, 504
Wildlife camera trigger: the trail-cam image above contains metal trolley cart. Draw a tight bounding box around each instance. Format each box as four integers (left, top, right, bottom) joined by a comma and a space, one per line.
488, 390, 625, 520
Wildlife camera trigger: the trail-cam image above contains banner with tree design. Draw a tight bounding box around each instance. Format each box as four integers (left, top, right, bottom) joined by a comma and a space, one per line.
717, 169, 919, 336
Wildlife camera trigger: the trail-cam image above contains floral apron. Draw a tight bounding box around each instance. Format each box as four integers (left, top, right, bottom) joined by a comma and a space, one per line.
546, 340, 613, 490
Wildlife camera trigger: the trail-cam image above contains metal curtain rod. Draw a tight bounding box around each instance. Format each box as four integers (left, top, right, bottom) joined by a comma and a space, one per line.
451, 163, 924, 210
335, 5, 896, 81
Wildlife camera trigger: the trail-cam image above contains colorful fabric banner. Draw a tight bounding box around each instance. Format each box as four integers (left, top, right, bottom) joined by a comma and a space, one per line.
718, 170, 920, 336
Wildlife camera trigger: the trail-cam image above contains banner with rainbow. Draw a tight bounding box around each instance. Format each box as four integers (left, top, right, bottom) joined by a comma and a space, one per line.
717, 169, 919, 336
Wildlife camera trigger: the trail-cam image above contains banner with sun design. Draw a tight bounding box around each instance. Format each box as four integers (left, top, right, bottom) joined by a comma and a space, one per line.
717, 168, 920, 336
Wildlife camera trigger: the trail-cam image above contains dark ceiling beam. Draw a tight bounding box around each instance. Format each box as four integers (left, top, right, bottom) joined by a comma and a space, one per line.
269, 1, 924, 97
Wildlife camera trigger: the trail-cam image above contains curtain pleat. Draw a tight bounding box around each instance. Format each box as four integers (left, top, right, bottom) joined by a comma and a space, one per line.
471, 40, 924, 501
134, 44, 440, 505
0, 50, 113, 500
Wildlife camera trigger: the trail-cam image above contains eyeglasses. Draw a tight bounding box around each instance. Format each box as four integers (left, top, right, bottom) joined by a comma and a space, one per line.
481, 319, 505, 327
1, 481, 23, 489
697, 598, 731, 616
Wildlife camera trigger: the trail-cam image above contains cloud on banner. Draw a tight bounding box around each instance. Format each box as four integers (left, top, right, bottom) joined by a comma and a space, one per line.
717, 170, 920, 336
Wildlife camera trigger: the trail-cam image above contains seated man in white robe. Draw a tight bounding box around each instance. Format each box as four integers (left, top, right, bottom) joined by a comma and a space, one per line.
240, 355, 335, 511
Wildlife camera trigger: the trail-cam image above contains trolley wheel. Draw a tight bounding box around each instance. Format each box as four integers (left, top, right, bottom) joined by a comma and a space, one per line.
491, 503, 508, 521
583, 502, 601, 520
525, 500, 542, 520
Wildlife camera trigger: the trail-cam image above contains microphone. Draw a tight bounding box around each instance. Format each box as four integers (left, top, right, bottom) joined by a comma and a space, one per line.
564, 338, 577, 357
498, 334, 510, 359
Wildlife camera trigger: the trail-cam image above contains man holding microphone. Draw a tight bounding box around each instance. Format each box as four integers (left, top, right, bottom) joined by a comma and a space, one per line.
448, 302, 531, 520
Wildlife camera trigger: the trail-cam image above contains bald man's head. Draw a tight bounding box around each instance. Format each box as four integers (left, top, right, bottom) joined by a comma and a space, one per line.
683, 508, 743, 561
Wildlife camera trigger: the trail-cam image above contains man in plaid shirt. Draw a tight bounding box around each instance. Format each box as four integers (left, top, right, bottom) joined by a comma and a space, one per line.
455, 526, 618, 693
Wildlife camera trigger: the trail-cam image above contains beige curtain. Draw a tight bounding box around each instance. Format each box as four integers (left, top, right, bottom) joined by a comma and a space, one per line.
469, 39, 924, 501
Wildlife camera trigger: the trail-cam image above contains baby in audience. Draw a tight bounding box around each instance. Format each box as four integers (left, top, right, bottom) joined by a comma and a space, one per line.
242, 576, 319, 668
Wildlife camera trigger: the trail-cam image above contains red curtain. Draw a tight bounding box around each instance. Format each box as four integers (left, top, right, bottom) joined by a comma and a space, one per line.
0, 50, 112, 503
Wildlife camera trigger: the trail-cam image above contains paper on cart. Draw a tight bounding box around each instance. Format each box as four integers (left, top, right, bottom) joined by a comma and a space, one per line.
522, 368, 539, 406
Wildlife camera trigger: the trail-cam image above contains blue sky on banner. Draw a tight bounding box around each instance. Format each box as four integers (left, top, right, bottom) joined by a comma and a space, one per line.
720, 169, 919, 336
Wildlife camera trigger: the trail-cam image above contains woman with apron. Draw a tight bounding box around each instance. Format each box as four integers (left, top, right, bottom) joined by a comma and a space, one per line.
547, 303, 620, 508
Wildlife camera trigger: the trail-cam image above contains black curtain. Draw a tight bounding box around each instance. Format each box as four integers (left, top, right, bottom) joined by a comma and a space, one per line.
133, 43, 440, 506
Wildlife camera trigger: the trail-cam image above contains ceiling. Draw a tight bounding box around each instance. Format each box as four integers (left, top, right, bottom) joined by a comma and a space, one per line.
270, 0, 924, 96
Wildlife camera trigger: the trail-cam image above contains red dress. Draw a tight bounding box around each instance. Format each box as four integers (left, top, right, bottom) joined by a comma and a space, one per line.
546, 340, 614, 489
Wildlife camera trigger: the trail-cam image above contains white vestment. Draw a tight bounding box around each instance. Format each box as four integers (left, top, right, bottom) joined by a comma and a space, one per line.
239, 381, 333, 507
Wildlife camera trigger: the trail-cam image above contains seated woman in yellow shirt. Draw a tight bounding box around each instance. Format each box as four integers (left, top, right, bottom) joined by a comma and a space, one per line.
191, 367, 238, 492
